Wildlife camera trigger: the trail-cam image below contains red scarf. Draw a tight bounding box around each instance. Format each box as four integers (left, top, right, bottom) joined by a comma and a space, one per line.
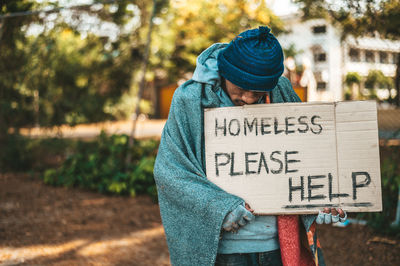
277, 215, 315, 266
265, 95, 316, 266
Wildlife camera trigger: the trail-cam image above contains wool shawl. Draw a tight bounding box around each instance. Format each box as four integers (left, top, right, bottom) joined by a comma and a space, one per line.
153, 43, 325, 266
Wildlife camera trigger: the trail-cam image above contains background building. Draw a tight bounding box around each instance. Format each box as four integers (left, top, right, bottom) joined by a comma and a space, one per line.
278, 14, 400, 102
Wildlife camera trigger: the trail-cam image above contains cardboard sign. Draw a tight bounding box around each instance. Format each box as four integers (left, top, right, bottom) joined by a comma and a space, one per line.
204, 101, 382, 214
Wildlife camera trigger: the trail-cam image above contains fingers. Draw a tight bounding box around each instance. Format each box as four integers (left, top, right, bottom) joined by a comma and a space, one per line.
330, 208, 339, 222
222, 213, 235, 231
240, 204, 255, 222
222, 203, 255, 232
223, 224, 233, 231
235, 211, 255, 230
222, 222, 239, 232
316, 211, 333, 224
238, 216, 247, 227
243, 211, 255, 222
317, 208, 347, 224
339, 210, 347, 223
316, 211, 325, 224
245, 203, 254, 213
324, 212, 332, 224
232, 222, 239, 231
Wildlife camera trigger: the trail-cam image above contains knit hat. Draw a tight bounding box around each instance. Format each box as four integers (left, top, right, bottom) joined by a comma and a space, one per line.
217, 26, 284, 92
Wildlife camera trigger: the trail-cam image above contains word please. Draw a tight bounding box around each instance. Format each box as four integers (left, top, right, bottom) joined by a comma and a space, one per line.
214, 115, 323, 137
214, 150, 300, 177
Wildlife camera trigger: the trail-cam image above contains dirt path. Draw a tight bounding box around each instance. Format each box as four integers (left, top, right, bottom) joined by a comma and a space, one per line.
0, 173, 169, 265
17, 120, 166, 140
1, 173, 399, 265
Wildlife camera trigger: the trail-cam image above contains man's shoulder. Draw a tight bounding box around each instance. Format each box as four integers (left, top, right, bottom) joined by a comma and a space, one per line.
277, 76, 291, 88
172, 79, 203, 104
166, 79, 204, 125
273, 76, 301, 103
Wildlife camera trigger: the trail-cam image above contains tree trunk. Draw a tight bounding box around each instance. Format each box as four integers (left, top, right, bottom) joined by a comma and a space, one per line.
395, 54, 400, 107
125, 0, 157, 171
0, 18, 4, 42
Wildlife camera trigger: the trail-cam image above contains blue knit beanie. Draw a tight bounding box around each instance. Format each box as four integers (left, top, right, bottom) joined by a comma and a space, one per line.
217, 26, 284, 92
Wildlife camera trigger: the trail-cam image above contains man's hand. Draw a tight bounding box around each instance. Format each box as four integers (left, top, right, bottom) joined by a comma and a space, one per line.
222, 203, 255, 232
245, 203, 254, 213
316, 207, 347, 224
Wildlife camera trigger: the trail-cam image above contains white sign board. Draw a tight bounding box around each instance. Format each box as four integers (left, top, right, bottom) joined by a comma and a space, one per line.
204, 101, 382, 214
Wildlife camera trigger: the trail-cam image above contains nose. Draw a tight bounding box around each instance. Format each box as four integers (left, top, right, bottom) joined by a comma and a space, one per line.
241, 91, 260, 104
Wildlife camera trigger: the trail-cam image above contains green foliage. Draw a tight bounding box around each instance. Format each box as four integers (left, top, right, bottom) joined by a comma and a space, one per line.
294, 0, 400, 39
365, 70, 394, 89
357, 146, 400, 236
1, 0, 286, 132
293, 0, 328, 20
15, 25, 138, 127
0, 134, 34, 172
151, 0, 285, 83
0, 0, 37, 139
344, 72, 361, 100
343, 89, 352, 100
294, 0, 400, 105
0, 0, 156, 134
344, 72, 361, 86
0, 131, 159, 202
283, 43, 303, 59
43, 131, 159, 200
0, 134, 77, 172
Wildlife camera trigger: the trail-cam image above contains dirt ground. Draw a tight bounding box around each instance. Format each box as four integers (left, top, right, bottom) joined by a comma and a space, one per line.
1, 173, 399, 266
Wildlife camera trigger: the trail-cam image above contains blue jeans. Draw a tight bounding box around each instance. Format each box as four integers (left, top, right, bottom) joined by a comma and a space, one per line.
215, 249, 283, 266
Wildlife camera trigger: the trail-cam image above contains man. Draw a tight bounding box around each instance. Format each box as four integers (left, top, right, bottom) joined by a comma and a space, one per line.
154, 26, 346, 266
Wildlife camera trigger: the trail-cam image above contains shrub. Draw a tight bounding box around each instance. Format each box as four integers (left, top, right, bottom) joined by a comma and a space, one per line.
0, 134, 75, 172
0, 134, 33, 172
43, 131, 159, 200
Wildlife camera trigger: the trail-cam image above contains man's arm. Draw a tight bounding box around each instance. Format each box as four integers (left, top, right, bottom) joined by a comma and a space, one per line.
154, 84, 243, 220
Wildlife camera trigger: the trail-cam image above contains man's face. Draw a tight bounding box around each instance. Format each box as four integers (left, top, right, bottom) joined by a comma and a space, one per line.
223, 79, 269, 106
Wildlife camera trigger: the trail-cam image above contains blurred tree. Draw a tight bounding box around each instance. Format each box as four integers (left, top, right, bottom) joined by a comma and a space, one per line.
283, 43, 303, 59
294, 0, 400, 105
0, 0, 37, 140
126, 0, 168, 169
22, 28, 136, 126
0, 0, 283, 135
365, 70, 393, 89
344, 72, 361, 100
151, 0, 285, 84
365, 69, 394, 101
0, 0, 158, 130
282, 43, 304, 78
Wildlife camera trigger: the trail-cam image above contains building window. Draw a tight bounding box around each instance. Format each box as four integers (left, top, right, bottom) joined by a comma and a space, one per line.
379, 52, 388, 64
312, 25, 326, 34
317, 82, 327, 90
392, 53, 399, 64
311, 45, 326, 63
365, 50, 375, 63
314, 53, 327, 62
349, 48, 360, 62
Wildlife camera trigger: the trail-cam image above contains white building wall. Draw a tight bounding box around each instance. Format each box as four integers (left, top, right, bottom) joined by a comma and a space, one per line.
344, 61, 397, 77
277, 17, 316, 63
327, 25, 343, 101
278, 16, 343, 101
278, 15, 400, 102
